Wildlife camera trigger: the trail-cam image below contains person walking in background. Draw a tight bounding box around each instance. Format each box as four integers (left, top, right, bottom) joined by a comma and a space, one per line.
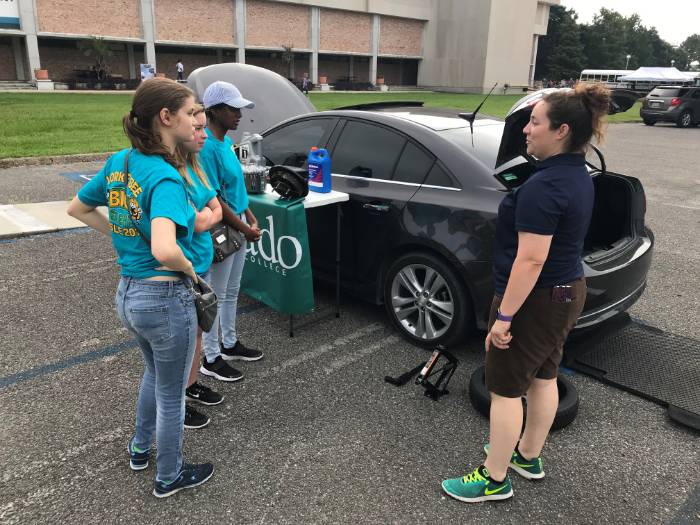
442, 83, 610, 503
198, 81, 264, 383
67, 78, 214, 498
176, 59, 185, 82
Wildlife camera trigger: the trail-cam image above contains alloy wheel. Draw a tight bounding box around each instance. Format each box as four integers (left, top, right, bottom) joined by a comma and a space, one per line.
390, 264, 454, 340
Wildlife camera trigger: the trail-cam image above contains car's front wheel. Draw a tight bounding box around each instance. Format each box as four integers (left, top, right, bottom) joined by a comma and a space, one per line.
677, 110, 693, 128
384, 252, 471, 348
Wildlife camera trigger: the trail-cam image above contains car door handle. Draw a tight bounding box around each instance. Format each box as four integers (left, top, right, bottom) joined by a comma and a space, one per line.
363, 203, 390, 213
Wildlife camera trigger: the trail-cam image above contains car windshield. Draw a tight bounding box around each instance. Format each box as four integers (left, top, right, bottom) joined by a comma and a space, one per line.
649, 88, 681, 97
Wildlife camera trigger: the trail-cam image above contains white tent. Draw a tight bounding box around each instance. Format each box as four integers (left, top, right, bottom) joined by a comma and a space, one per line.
619, 67, 690, 82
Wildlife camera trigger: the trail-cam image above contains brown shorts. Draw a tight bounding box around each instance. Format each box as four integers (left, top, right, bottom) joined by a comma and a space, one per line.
485, 278, 586, 398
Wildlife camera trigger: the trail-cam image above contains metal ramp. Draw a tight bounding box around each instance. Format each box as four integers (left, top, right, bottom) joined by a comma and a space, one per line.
564, 314, 700, 431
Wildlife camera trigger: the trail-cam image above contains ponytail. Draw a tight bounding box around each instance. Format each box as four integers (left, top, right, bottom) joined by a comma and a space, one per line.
122, 77, 194, 169
543, 83, 611, 153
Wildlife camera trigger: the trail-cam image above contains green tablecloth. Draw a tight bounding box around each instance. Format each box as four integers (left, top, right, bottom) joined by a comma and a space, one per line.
241, 193, 314, 315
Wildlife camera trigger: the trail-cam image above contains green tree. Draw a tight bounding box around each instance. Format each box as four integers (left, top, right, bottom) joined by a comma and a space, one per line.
78, 36, 113, 80
680, 34, 700, 64
535, 5, 585, 80
581, 8, 628, 69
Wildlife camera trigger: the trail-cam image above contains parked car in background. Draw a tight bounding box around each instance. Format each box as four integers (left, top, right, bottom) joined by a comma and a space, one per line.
640, 86, 700, 127
188, 64, 654, 348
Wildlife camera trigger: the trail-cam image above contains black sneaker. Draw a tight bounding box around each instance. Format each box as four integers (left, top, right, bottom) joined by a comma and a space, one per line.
153, 462, 214, 498
200, 356, 244, 382
184, 404, 210, 429
221, 341, 264, 362
186, 382, 224, 406
128, 439, 150, 471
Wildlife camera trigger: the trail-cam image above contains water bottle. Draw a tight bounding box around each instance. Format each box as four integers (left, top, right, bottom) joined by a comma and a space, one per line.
307, 147, 332, 193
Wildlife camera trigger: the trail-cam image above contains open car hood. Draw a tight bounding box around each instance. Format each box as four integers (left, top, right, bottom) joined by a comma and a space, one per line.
187, 63, 316, 143
495, 88, 639, 169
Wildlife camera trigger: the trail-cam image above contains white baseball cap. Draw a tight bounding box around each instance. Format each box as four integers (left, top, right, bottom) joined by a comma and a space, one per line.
202, 81, 255, 109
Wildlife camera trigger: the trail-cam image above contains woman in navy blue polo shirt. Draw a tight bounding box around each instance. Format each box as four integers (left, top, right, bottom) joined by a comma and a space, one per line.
443, 83, 611, 503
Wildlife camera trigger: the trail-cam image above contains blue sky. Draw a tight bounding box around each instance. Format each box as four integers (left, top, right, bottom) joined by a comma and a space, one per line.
559, 0, 698, 47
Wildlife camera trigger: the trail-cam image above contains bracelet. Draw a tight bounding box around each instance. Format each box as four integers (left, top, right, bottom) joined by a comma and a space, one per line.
496, 308, 514, 322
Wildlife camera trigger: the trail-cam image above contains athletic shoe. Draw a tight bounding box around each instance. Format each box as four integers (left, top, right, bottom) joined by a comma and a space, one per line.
200, 356, 244, 382
442, 466, 513, 503
484, 443, 545, 480
221, 341, 264, 362
153, 463, 214, 498
184, 405, 210, 429
186, 382, 224, 406
127, 439, 150, 471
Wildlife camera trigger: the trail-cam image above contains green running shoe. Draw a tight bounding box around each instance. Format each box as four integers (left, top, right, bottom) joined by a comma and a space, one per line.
484, 444, 545, 480
442, 467, 513, 503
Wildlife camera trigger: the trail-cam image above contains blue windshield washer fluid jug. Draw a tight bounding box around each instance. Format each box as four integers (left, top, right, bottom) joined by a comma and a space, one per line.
307, 147, 332, 193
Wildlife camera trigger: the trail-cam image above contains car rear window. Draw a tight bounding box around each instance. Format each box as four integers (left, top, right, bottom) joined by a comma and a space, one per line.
649, 88, 681, 97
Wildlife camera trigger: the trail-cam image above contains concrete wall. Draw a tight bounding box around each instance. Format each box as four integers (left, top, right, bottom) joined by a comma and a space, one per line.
418, 0, 491, 92
155, 0, 235, 44
482, 0, 545, 89
36, 0, 141, 38
246, 0, 311, 49
320, 9, 371, 54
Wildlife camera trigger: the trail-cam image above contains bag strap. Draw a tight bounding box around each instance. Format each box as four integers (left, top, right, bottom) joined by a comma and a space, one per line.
123, 149, 151, 248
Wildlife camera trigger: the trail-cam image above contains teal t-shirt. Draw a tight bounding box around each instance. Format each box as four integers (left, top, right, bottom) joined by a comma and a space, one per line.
198, 129, 249, 214
186, 165, 216, 275
77, 149, 196, 279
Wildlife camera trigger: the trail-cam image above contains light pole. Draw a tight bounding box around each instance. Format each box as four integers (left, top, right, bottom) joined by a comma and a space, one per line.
625, 54, 631, 70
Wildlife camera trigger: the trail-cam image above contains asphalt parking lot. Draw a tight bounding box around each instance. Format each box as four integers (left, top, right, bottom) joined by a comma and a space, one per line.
0, 123, 698, 524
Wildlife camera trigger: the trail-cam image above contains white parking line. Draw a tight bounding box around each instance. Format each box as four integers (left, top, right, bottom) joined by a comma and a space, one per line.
321, 335, 400, 375
256, 323, 385, 379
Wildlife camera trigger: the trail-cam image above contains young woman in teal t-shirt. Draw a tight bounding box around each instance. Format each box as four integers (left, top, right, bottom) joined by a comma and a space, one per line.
176, 104, 225, 428
67, 78, 214, 498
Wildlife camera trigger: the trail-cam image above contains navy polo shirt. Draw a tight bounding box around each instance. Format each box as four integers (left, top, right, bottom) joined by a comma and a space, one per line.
492, 153, 594, 296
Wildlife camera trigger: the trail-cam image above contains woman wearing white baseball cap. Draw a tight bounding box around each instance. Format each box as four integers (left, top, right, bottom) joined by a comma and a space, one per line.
198, 81, 265, 383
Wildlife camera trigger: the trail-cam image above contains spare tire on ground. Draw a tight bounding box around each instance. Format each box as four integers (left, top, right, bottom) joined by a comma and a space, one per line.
468, 366, 579, 431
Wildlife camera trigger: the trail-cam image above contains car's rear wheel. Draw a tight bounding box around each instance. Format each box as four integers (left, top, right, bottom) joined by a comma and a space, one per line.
677, 110, 693, 128
384, 252, 471, 348
642, 118, 656, 126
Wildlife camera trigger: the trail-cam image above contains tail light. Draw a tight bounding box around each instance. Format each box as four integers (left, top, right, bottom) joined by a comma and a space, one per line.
670, 98, 681, 106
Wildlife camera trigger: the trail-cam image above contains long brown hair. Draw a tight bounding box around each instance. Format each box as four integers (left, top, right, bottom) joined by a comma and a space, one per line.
543, 83, 611, 153
175, 104, 211, 189
122, 77, 194, 168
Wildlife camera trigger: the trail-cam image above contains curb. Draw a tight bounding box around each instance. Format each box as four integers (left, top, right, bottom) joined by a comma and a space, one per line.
0, 152, 115, 169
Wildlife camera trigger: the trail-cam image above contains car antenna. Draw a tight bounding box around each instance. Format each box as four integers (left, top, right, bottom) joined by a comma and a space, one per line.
459, 83, 498, 147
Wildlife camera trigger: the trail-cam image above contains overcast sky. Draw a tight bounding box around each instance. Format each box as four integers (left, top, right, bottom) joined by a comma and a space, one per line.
559, 0, 698, 46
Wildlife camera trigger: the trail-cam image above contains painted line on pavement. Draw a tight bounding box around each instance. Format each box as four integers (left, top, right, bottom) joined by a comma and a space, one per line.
0, 204, 51, 233
255, 322, 384, 380
0, 302, 266, 390
321, 335, 400, 375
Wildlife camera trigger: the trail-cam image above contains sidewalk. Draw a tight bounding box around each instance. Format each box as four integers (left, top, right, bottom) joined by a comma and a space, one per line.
0, 201, 104, 239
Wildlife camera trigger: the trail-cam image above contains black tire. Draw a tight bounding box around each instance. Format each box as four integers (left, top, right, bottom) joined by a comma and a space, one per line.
642, 119, 656, 126
468, 366, 579, 431
383, 251, 472, 348
676, 110, 693, 128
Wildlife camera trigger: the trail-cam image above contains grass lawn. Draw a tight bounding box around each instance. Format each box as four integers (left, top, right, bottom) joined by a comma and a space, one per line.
0, 91, 642, 159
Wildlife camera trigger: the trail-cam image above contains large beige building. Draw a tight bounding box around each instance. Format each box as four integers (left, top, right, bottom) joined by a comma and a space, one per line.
0, 0, 558, 92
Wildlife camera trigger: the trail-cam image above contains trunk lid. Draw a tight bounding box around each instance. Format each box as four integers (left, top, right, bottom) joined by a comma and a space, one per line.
186, 63, 315, 144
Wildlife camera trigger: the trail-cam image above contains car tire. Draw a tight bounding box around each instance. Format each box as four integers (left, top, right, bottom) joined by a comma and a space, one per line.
642, 119, 656, 126
676, 110, 693, 128
468, 366, 579, 431
383, 251, 472, 348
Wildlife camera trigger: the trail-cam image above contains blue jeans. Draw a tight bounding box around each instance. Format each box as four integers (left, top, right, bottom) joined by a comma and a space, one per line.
202, 227, 247, 363
115, 277, 197, 482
